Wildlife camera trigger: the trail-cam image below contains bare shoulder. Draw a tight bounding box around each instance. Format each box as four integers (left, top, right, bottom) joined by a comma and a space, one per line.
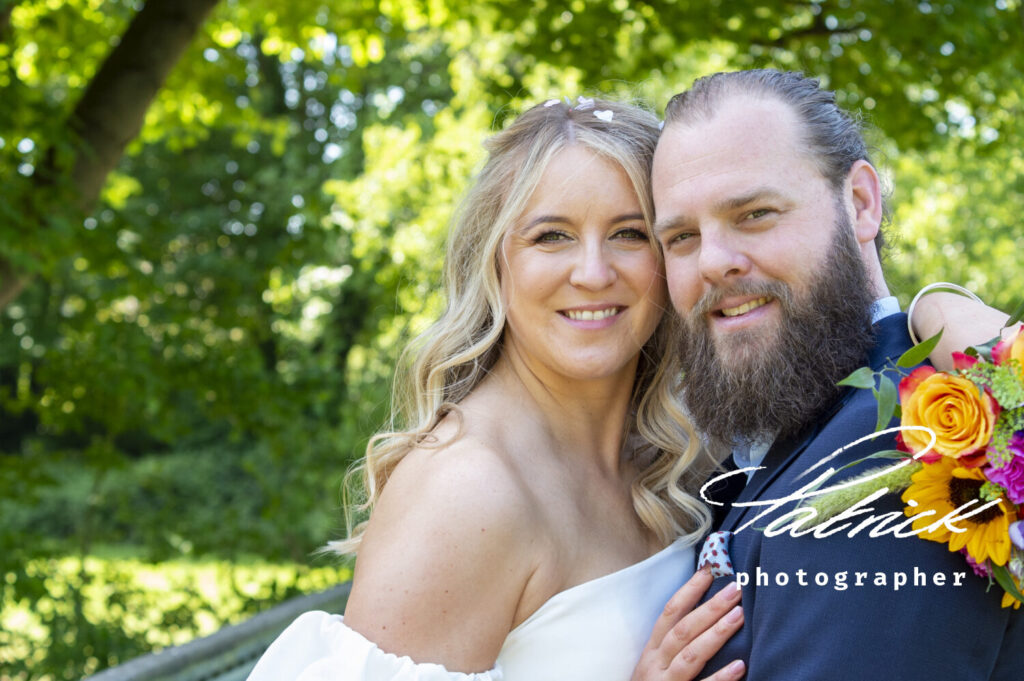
343, 428, 538, 672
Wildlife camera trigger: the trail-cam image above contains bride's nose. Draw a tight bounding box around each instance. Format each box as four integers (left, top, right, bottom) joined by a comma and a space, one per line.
569, 240, 617, 290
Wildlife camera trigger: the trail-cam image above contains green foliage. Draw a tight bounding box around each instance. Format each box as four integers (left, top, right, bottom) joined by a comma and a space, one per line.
2, 0, 1023, 677
897, 329, 944, 368
1, 553, 347, 680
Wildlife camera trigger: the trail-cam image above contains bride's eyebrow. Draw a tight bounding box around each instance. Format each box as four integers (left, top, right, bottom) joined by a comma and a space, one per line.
523, 215, 571, 229
610, 213, 645, 224
523, 212, 645, 230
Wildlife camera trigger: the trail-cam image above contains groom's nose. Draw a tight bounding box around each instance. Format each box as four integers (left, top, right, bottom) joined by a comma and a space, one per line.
698, 228, 752, 287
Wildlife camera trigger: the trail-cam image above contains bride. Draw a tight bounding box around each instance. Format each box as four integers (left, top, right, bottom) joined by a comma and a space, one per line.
248, 98, 746, 681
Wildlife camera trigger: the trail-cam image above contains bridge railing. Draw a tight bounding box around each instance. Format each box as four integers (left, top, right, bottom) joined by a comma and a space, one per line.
82, 583, 351, 681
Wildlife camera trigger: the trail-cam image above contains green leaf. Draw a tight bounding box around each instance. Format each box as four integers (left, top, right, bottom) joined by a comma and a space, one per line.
1006, 299, 1024, 328
838, 366, 877, 390
897, 328, 944, 368
991, 564, 1024, 607
875, 375, 898, 431
967, 336, 1001, 362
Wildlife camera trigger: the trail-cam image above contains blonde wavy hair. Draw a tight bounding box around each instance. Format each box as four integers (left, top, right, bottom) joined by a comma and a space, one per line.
332, 98, 713, 555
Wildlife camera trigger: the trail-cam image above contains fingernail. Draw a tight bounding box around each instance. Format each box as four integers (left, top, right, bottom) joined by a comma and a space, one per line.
727, 659, 745, 675
726, 604, 743, 623
715, 582, 740, 601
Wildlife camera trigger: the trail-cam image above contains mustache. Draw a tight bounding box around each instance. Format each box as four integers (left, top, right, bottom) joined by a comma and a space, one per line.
689, 280, 796, 319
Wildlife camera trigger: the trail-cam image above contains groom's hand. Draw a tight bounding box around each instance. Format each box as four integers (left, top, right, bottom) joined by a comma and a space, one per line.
631, 569, 746, 681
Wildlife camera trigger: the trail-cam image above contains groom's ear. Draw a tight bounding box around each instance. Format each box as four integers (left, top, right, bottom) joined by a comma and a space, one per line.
846, 160, 883, 246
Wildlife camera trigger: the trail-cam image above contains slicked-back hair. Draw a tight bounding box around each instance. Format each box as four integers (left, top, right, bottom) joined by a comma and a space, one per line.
664, 69, 888, 254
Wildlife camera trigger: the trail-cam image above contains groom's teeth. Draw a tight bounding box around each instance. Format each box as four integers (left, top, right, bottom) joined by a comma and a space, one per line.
720, 297, 771, 318
566, 308, 619, 321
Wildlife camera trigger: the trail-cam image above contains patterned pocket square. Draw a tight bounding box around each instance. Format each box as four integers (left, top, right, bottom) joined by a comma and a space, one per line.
697, 530, 735, 578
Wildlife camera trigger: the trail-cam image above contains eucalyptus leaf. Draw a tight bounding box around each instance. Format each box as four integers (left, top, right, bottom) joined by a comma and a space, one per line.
897, 329, 944, 368
875, 375, 899, 431
838, 366, 877, 390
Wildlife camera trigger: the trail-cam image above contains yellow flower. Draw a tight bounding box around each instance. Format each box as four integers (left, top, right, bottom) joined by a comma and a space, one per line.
993, 327, 1024, 381
902, 458, 1015, 566
1002, 581, 1023, 609
899, 366, 998, 460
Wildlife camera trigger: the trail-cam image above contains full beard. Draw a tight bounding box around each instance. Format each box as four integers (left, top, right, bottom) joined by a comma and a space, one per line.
677, 216, 877, 446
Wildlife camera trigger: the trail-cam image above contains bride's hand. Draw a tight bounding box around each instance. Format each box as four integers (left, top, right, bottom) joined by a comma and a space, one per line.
630, 569, 745, 681
909, 290, 1017, 372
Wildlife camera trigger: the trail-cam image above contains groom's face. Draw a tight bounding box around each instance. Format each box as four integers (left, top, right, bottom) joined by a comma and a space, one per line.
651, 94, 877, 439
652, 95, 857, 368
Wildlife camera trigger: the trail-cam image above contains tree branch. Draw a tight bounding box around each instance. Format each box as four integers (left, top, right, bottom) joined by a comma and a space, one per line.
0, 0, 221, 311
69, 0, 221, 205
760, 10, 863, 48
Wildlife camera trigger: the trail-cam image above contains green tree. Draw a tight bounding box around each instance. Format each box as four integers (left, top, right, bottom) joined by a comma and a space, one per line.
1, 1, 1022, 677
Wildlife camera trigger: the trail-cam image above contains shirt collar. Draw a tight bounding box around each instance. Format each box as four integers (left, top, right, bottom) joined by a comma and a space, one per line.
870, 296, 900, 324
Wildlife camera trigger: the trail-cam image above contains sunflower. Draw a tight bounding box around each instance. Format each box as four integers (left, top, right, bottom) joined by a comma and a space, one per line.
1002, 581, 1023, 610
902, 457, 1016, 566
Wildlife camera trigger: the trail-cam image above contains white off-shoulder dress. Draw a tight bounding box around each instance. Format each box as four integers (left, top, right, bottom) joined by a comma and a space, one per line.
247, 537, 694, 681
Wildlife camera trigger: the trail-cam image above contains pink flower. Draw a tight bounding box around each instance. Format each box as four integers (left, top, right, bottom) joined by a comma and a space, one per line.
961, 548, 993, 578
952, 352, 979, 371
986, 432, 1024, 505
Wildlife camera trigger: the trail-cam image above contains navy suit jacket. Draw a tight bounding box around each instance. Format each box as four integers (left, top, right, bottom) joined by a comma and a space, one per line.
699, 313, 1024, 680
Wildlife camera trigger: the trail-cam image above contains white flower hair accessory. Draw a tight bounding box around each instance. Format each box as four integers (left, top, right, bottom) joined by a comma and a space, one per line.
593, 109, 613, 122
574, 96, 595, 111
543, 98, 560, 107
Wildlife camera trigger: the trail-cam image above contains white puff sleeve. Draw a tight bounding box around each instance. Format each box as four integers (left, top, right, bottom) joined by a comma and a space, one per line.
246, 611, 503, 681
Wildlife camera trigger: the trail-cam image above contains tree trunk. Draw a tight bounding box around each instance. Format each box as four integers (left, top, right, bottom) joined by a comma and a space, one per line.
0, 0, 221, 311
0, 7, 12, 43
69, 0, 221, 203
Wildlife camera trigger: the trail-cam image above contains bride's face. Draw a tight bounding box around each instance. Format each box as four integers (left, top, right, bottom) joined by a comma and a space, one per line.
499, 146, 666, 383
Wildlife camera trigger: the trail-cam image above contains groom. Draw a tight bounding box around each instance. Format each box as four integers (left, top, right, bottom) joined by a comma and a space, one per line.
650, 70, 1022, 679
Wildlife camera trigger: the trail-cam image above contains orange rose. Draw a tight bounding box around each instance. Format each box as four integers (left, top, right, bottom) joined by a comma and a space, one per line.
899, 367, 998, 460
993, 326, 1024, 381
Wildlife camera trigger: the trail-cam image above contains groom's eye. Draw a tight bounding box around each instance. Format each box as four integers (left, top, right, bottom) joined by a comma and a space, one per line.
746, 208, 772, 220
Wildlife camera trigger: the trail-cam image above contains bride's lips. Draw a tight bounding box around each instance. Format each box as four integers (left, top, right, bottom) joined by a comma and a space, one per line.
558, 304, 625, 328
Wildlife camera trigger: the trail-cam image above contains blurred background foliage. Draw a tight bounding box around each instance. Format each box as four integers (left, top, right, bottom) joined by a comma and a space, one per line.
1, 0, 1021, 677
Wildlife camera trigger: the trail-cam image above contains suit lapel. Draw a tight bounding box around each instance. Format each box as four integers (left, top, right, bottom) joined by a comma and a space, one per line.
713, 313, 913, 533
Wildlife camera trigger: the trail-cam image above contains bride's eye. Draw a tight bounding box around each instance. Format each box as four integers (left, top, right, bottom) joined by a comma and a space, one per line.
534, 230, 571, 243
613, 227, 649, 241
746, 208, 773, 220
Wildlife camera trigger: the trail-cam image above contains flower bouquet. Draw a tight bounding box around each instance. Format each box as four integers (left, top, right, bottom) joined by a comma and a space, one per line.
810, 310, 1024, 608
